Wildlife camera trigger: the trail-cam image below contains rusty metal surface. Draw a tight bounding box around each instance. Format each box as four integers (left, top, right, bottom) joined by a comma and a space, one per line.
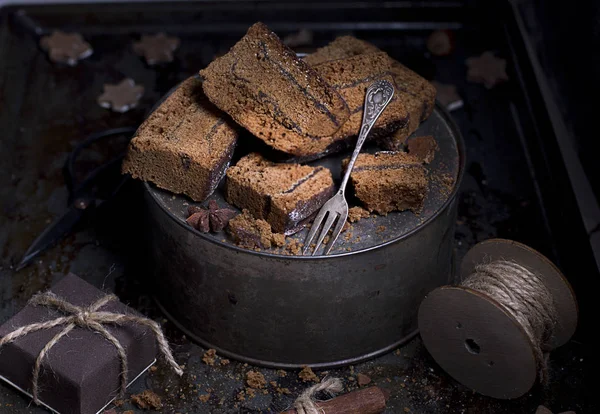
0, 2, 595, 413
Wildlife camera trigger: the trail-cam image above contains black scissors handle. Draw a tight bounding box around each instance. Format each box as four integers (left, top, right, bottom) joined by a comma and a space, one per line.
64, 126, 137, 200
17, 127, 137, 271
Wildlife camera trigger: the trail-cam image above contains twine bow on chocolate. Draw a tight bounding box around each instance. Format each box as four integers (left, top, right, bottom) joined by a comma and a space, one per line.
0, 292, 183, 405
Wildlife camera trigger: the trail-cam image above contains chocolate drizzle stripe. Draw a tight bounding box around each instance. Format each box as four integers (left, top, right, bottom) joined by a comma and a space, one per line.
205, 118, 226, 157
257, 41, 345, 128
280, 167, 324, 195
230, 57, 322, 141
351, 163, 421, 173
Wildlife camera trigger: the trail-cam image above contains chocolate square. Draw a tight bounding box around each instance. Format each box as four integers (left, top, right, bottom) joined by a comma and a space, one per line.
0, 273, 157, 414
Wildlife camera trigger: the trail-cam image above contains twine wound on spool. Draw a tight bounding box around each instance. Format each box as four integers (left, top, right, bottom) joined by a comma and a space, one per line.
0, 291, 183, 405
293, 377, 344, 414
461, 260, 559, 383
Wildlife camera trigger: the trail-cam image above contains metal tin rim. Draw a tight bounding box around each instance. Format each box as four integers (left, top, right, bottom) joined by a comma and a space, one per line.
144, 101, 465, 259
153, 294, 418, 369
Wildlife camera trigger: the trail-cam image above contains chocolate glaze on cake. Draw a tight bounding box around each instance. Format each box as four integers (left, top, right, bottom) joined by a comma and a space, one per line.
343, 152, 428, 215
225, 153, 334, 234
199, 22, 350, 157
305, 36, 436, 150
122, 76, 238, 201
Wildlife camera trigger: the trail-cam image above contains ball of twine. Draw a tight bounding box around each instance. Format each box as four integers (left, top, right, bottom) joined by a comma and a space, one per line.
293, 377, 344, 414
461, 260, 559, 383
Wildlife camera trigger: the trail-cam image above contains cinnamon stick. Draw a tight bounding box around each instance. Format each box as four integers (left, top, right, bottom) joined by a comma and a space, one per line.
281, 386, 387, 414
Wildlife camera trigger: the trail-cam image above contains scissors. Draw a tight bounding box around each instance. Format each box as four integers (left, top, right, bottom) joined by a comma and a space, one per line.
16, 126, 137, 271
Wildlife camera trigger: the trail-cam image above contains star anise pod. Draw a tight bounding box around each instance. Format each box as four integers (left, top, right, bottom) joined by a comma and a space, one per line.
186, 200, 237, 233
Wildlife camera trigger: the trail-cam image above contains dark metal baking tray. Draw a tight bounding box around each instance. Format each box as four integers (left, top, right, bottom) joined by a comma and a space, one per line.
0, 1, 596, 413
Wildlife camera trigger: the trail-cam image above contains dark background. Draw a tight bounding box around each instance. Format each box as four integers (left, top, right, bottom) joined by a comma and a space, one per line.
0, 1, 598, 413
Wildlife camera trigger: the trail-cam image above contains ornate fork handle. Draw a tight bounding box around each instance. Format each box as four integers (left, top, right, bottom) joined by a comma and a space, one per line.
338, 80, 395, 192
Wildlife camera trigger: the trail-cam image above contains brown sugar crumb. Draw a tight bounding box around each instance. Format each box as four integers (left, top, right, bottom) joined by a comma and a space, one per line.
270, 382, 292, 395
348, 206, 370, 223
202, 348, 217, 366
246, 371, 267, 389
272, 233, 286, 247
277, 369, 287, 377
407, 135, 439, 164
342, 221, 351, 232
220, 358, 231, 366
131, 390, 163, 410
285, 239, 303, 255
343, 152, 428, 214
299, 366, 319, 383
357, 373, 372, 386
199, 394, 211, 403
228, 209, 274, 249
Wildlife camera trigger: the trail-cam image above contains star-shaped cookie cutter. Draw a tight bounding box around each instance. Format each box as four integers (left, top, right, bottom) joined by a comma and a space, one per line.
40, 30, 93, 66
432, 81, 463, 112
466, 51, 509, 89
97, 78, 144, 113
133, 32, 180, 65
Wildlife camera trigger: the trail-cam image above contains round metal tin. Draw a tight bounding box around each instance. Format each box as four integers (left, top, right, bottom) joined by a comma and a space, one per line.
144, 102, 465, 368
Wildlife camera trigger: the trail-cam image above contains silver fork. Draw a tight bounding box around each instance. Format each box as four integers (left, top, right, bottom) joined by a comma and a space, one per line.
303, 79, 395, 255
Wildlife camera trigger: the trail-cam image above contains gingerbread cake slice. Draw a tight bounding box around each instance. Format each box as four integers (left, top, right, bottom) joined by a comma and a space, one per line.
343, 152, 428, 215
122, 76, 238, 202
199, 22, 350, 157
313, 52, 409, 145
225, 153, 334, 234
305, 36, 436, 150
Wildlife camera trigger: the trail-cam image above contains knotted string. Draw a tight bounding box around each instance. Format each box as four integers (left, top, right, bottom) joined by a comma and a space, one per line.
0, 291, 183, 404
461, 260, 559, 383
293, 377, 344, 414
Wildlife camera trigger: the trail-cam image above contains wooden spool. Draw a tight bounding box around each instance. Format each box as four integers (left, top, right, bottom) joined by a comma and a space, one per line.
418, 238, 578, 399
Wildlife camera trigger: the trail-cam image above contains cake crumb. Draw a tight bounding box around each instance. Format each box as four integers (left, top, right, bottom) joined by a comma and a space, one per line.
220, 358, 230, 366
407, 135, 438, 164
246, 371, 267, 389
285, 239, 303, 255
376, 225, 386, 234
246, 387, 257, 398
149, 366, 158, 372
348, 206, 370, 223
228, 209, 274, 249
237, 390, 246, 401
342, 221, 351, 232
272, 233, 286, 247
344, 231, 353, 241
123, 411, 134, 414
357, 373, 372, 386
199, 394, 210, 403
131, 390, 162, 410
277, 369, 287, 377
299, 366, 319, 383
113, 400, 125, 407
270, 382, 292, 395
202, 349, 217, 366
